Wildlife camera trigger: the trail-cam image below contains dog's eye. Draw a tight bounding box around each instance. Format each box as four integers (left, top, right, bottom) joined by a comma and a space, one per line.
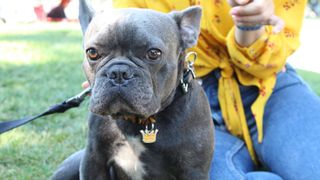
86, 48, 100, 61
146, 49, 162, 60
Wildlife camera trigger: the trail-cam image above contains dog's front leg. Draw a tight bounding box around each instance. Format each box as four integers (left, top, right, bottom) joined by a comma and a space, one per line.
80, 150, 108, 180
80, 113, 123, 180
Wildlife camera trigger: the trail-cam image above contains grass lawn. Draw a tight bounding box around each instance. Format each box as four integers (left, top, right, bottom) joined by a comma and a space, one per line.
0, 23, 320, 179
0, 23, 87, 180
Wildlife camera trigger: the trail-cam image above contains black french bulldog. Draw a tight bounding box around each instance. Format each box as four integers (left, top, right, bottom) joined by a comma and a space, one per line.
52, 0, 214, 179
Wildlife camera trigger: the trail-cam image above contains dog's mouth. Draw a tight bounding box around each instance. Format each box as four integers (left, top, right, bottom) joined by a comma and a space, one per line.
89, 65, 161, 119
111, 112, 148, 123
89, 85, 159, 119
90, 94, 138, 114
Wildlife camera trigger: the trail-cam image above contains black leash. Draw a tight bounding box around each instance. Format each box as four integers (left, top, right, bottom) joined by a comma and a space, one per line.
0, 88, 91, 134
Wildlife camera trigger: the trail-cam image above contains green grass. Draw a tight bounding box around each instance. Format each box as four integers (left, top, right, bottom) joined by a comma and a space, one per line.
0, 23, 320, 179
297, 70, 320, 96
0, 23, 88, 180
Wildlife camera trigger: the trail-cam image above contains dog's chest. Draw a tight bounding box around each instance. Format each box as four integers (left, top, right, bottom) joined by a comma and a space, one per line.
113, 136, 147, 180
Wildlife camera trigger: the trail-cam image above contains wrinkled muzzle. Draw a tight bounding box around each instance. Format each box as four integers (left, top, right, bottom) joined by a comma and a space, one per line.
89, 59, 161, 118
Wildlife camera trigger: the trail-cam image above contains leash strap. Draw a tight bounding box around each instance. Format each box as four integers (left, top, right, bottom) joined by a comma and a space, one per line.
0, 88, 91, 134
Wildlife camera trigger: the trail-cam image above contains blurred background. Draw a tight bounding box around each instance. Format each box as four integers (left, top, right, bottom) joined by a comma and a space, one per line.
0, 0, 112, 23
0, 0, 319, 179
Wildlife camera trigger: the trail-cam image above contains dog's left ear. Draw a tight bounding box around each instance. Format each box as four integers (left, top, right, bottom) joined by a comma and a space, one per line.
169, 6, 202, 49
79, 0, 95, 35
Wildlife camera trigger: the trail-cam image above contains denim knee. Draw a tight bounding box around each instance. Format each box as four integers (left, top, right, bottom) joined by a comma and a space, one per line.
210, 129, 255, 180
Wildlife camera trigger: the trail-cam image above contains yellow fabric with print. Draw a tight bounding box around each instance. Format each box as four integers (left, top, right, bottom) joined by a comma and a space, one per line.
113, 0, 307, 163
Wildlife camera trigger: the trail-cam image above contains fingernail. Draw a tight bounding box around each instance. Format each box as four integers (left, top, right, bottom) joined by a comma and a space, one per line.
230, 8, 238, 15
232, 15, 241, 22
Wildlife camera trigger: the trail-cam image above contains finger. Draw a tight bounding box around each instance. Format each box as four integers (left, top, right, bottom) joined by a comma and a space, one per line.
82, 81, 90, 89
269, 15, 285, 34
230, 2, 263, 16
234, 0, 251, 5
234, 21, 248, 27
233, 12, 281, 25
232, 8, 272, 25
233, 14, 266, 25
234, 14, 285, 34
228, 0, 238, 7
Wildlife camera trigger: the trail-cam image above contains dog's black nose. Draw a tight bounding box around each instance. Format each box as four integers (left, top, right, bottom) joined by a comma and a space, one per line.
106, 64, 134, 85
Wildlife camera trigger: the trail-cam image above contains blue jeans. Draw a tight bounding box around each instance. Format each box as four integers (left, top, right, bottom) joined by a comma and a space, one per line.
202, 64, 320, 180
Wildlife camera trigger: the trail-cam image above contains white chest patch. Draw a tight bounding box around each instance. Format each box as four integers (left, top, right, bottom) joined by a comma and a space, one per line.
113, 136, 146, 180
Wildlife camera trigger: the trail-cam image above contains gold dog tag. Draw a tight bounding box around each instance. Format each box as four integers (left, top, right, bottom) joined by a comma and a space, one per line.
140, 123, 158, 143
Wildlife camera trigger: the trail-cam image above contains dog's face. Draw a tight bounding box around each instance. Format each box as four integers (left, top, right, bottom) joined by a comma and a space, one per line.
79, 2, 201, 119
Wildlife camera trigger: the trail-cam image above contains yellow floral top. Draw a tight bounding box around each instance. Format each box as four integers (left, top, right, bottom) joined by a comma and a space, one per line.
113, 0, 307, 163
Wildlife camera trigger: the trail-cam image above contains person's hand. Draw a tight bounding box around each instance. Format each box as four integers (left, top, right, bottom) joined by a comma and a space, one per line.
82, 81, 90, 89
82, 81, 91, 96
82, 81, 92, 96
228, 0, 285, 33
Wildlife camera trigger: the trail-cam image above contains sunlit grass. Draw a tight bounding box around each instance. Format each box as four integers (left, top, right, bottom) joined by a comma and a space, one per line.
0, 23, 87, 179
297, 70, 320, 96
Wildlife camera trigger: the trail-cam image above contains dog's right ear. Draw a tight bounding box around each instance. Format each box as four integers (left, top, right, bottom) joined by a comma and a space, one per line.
79, 0, 95, 35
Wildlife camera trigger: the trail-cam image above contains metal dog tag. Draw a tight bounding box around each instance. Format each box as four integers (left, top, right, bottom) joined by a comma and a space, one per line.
140, 123, 158, 143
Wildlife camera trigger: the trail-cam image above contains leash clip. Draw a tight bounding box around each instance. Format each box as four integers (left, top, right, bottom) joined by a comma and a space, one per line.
180, 79, 189, 93
180, 52, 197, 94
185, 51, 197, 79
66, 87, 91, 104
